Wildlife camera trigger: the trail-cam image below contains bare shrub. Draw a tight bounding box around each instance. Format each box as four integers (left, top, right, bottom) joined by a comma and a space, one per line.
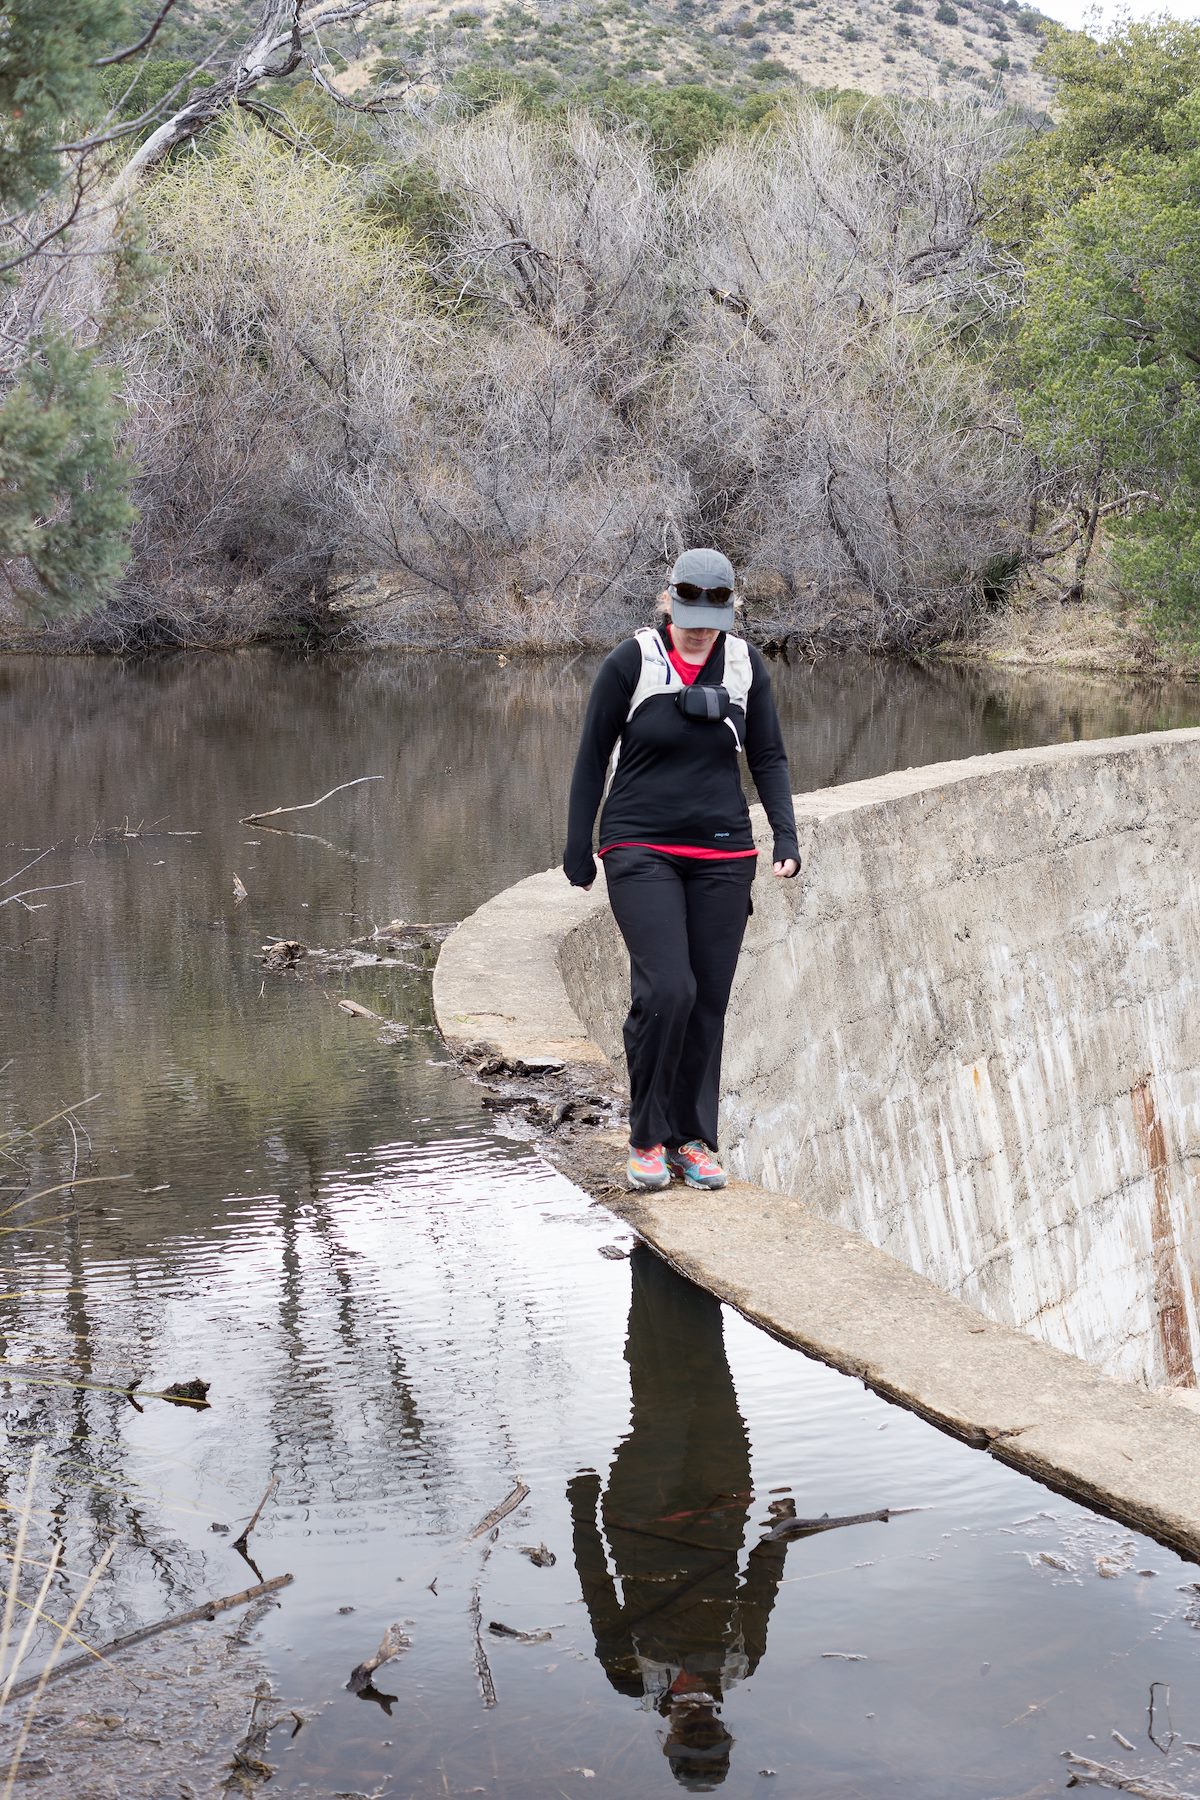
422, 106, 674, 370
331, 105, 692, 647
118, 118, 413, 643
86, 96, 1031, 653
666, 100, 1027, 646
337, 332, 690, 646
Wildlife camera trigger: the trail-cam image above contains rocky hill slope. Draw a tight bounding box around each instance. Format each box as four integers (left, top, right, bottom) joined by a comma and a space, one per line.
358, 0, 1055, 115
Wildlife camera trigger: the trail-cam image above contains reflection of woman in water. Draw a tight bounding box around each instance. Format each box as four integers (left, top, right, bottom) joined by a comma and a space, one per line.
568, 1249, 792, 1791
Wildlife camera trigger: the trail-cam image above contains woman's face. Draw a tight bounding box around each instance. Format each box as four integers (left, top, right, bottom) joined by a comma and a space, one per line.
662, 592, 719, 662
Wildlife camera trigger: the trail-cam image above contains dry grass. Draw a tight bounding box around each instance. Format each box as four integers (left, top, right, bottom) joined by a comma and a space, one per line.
949, 541, 1200, 677
0, 1451, 117, 1798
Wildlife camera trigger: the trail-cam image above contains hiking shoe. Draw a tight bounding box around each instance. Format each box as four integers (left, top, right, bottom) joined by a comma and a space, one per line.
627, 1144, 671, 1191
666, 1141, 728, 1190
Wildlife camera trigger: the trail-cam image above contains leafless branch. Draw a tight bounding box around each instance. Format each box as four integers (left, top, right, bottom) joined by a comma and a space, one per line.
95, 0, 182, 66
239, 776, 381, 825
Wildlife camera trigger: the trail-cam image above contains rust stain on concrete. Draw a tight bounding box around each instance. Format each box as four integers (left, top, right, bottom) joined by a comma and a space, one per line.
1131, 1076, 1196, 1389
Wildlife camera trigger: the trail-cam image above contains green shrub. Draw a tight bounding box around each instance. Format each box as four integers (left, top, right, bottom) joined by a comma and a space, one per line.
935, 2, 958, 22
601, 79, 743, 171
840, 23, 864, 40
0, 332, 136, 612
364, 159, 464, 255
450, 64, 548, 115
100, 55, 215, 141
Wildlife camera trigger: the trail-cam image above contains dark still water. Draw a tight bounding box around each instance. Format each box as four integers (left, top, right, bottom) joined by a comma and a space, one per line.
2, 651, 1200, 1800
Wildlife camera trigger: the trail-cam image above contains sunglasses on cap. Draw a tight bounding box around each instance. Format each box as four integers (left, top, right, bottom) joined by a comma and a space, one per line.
670, 581, 733, 604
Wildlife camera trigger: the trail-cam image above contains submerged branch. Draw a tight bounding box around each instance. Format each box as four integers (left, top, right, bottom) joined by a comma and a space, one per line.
3, 1575, 294, 1702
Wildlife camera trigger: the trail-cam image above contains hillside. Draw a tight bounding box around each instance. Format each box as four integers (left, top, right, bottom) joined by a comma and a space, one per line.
349, 0, 1056, 117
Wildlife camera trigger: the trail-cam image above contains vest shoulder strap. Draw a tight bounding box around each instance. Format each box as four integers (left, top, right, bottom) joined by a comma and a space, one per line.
722, 634, 753, 713
626, 628, 678, 723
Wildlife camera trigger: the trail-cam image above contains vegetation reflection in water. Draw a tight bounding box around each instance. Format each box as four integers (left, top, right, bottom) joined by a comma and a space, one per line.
1, 651, 1200, 1798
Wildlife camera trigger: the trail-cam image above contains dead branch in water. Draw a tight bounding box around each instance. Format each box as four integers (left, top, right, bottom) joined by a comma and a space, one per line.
1062, 1752, 1198, 1797
85, 818, 199, 842
488, 1619, 553, 1644
233, 1477, 279, 1556
469, 1585, 497, 1709
240, 776, 381, 827
764, 1506, 922, 1543
0, 1362, 201, 1406
0, 850, 56, 892
347, 1621, 410, 1695
0, 882, 83, 912
3, 1574, 293, 1701
466, 1480, 530, 1542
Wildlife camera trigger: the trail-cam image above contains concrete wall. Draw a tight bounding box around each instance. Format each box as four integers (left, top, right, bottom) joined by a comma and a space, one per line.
557, 731, 1200, 1390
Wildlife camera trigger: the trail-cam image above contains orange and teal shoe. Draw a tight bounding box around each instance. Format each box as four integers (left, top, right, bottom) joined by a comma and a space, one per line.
665, 1141, 728, 1190
626, 1144, 671, 1191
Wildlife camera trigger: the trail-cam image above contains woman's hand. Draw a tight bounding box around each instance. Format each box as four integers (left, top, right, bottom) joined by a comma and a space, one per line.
772, 858, 800, 879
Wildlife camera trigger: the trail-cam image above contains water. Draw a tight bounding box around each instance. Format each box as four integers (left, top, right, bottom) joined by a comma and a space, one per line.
1, 650, 1200, 1799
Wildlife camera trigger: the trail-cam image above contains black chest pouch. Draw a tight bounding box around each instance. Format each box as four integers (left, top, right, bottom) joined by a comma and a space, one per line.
676, 683, 731, 722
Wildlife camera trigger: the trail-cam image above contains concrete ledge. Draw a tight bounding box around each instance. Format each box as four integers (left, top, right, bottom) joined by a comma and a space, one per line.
433, 733, 1200, 1561
432, 869, 611, 1069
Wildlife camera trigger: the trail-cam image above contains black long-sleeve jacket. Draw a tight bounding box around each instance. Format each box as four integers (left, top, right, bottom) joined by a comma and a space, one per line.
563, 629, 800, 888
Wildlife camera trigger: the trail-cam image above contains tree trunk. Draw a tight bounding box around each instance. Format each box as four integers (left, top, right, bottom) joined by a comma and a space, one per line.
62, 0, 385, 338
1064, 453, 1105, 602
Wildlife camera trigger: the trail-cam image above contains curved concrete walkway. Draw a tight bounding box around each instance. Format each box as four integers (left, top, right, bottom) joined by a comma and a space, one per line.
433, 731, 1200, 1561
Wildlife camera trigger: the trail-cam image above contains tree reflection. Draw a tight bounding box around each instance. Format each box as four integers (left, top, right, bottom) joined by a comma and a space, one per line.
569, 1248, 791, 1791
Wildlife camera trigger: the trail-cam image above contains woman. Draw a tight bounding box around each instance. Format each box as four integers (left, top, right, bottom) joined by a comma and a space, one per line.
563, 548, 800, 1193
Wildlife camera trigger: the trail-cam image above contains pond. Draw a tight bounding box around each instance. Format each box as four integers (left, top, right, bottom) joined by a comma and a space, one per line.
1, 649, 1200, 1800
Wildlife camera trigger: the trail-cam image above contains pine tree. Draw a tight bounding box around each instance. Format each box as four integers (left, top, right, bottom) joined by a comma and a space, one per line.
0, 0, 138, 617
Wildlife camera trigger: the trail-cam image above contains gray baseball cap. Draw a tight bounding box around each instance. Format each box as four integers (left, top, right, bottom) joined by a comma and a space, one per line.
668, 548, 737, 630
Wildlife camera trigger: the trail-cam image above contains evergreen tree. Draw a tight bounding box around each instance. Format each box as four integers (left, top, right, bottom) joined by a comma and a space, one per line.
0, 0, 138, 616
1002, 20, 1200, 636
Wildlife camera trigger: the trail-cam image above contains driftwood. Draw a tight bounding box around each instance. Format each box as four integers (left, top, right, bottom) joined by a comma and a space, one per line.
1063, 1753, 1199, 1798
4, 1574, 293, 1701
0, 1364, 204, 1408
466, 1481, 530, 1543
517, 1544, 556, 1568
162, 1378, 210, 1407
488, 1620, 553, 1644
240, 777, 381, 828
763, 1507, 916, 1543
337, 999, 384, 1022
347, 1622, 410, 1695
233, 1477, 278, 1555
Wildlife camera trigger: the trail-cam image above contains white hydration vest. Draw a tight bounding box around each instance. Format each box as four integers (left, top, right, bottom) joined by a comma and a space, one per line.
625, 627, 753, 750
604, 629, 753, 797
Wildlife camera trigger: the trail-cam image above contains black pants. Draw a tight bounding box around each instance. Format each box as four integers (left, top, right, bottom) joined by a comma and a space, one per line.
603, 847, 755, 1153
